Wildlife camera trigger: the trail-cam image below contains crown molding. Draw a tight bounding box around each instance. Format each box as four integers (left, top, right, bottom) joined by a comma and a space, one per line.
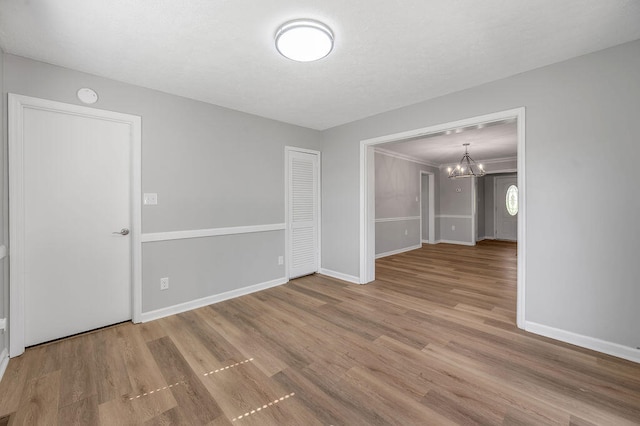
374, 148, 439, 168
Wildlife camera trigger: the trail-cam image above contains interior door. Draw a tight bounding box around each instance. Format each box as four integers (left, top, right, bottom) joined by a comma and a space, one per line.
495, 175, 518, 241
18, 99, 133, 347
287, 149, 320, 279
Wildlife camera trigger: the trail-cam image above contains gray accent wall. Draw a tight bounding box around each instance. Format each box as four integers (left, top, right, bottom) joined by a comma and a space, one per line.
374, 152, 437, 256
322, 40, 640, 349
438, 168, 474, 244
484, 176, 495, 238
2, 54, 322, 317
421, 174, 430, 241
476, 177, 485, 240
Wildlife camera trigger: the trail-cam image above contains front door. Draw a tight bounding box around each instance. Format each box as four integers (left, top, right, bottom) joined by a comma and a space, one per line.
495, 176, 518, 241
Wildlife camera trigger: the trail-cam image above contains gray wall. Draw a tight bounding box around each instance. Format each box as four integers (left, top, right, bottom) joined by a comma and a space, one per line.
438, 168, 474, 243
484, 176, 495, 238
322, 40, 640, 349
476, 177, 485, 240
374, 152, 437, 256
421, 173, 429, 241
3, 54, 322, 314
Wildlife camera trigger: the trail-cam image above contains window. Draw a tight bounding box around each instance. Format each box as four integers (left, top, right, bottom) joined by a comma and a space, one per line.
506, 185, 518, 216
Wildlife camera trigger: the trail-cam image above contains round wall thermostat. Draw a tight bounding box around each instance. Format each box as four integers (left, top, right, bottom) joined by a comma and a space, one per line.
77, 88, 98, 104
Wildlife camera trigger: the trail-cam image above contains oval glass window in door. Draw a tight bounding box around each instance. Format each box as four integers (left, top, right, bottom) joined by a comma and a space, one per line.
506, 185, 518, 216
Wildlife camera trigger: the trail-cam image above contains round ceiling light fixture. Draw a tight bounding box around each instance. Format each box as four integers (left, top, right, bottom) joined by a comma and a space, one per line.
275, 19, 334, 62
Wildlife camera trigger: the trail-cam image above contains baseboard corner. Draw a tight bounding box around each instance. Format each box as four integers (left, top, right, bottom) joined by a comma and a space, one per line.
525, 321, 640, 364
318, 268, 360, 285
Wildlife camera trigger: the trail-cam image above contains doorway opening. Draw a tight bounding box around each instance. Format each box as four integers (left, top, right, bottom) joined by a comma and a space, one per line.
359, 107, 526, 328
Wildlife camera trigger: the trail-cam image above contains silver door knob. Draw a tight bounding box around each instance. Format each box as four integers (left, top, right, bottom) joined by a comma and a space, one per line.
113, 228, 130, 236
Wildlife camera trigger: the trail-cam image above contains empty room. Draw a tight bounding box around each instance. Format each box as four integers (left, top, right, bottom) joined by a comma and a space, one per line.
0, 1, 639, 424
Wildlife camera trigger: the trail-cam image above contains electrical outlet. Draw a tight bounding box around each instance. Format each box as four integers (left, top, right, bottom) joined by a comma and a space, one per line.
160, 277, 169, 290
404, 229, 408, 235
278, 256, 284, 265
451, 225, 456, 231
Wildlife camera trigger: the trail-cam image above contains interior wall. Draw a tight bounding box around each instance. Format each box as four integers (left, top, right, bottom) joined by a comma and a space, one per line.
484, 176, 495, 238
421, 174, 429, 241
438, 168, 474, 244
322, 39, 640, 350
476, 176, 485, 240
2, 54, 322, 317
374, 152, 437, 256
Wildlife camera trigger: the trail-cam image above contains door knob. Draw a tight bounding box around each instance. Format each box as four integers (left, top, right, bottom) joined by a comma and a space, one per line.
113, 228, 130, 236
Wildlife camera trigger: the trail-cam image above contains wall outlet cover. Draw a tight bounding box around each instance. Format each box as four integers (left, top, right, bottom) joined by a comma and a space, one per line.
160, 277, 169, 290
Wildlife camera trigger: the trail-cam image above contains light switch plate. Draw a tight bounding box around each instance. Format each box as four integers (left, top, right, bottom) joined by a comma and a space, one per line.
144, 193, 158, 205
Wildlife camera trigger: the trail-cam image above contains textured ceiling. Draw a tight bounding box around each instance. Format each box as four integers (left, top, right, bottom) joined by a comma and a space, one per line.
1, 1, 639, 130
379, 121, 517, 166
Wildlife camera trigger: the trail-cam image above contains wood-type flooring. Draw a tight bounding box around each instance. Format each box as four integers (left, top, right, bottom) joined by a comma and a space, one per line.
1, 240, 639, 425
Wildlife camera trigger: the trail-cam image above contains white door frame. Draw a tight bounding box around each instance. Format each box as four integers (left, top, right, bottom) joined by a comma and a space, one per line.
284, 146, 321, 280
419, 171, 435, 244
359, 107, 526, 329
8, 94, 142, 357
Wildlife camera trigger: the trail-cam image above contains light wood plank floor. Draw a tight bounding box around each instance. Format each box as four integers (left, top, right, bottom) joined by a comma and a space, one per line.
1, 240, 640, 425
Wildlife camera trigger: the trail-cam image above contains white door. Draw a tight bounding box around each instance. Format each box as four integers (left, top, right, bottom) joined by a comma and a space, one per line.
495, 176, 518, 241
10, 95, 139, 351
287, 148, 320, 279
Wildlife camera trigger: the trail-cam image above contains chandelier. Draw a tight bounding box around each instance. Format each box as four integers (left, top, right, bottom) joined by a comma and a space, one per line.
447, 143, 485, 179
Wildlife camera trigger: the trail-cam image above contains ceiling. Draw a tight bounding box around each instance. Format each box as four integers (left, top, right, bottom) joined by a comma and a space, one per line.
379, 121, 517, 166
1, 1, 639, 130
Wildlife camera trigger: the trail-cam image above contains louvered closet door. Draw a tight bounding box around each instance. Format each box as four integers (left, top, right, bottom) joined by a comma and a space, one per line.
288, 150, 319, 279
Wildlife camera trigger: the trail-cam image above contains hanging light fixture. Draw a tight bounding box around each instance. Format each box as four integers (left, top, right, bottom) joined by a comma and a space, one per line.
275, 19, 334, 62
447, 143, 485, 179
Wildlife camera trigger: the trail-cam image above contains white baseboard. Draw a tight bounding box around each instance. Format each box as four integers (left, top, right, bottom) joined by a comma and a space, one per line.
525, 321, 640, 364
375, 244, 421, 259
434, 239, 475, 246
0, 348, 8, 383
482, 236, 496, 240
318, 268, 360, 285
140, 277, 288, 322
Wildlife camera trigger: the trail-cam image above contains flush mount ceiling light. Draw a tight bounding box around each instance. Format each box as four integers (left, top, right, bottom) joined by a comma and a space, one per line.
275, 19, 334, 62
447, 143, 485, 179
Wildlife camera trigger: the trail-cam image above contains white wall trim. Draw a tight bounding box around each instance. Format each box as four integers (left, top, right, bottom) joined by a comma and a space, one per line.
318, 268, 361, 285
0, 318, 6, 331
525, 321, 640, 364
142, 223, 285, 243
375, 244, 422, 259
374, 216, 421, 223
435, 239, 476, 246
436, 214, 473, 219
0, 349, 9, 383
8, 94, 143, 357
0, 245, 6, 260
141, 277, 288, 322
374, 147, 438, 168
485, 168, 518, 175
